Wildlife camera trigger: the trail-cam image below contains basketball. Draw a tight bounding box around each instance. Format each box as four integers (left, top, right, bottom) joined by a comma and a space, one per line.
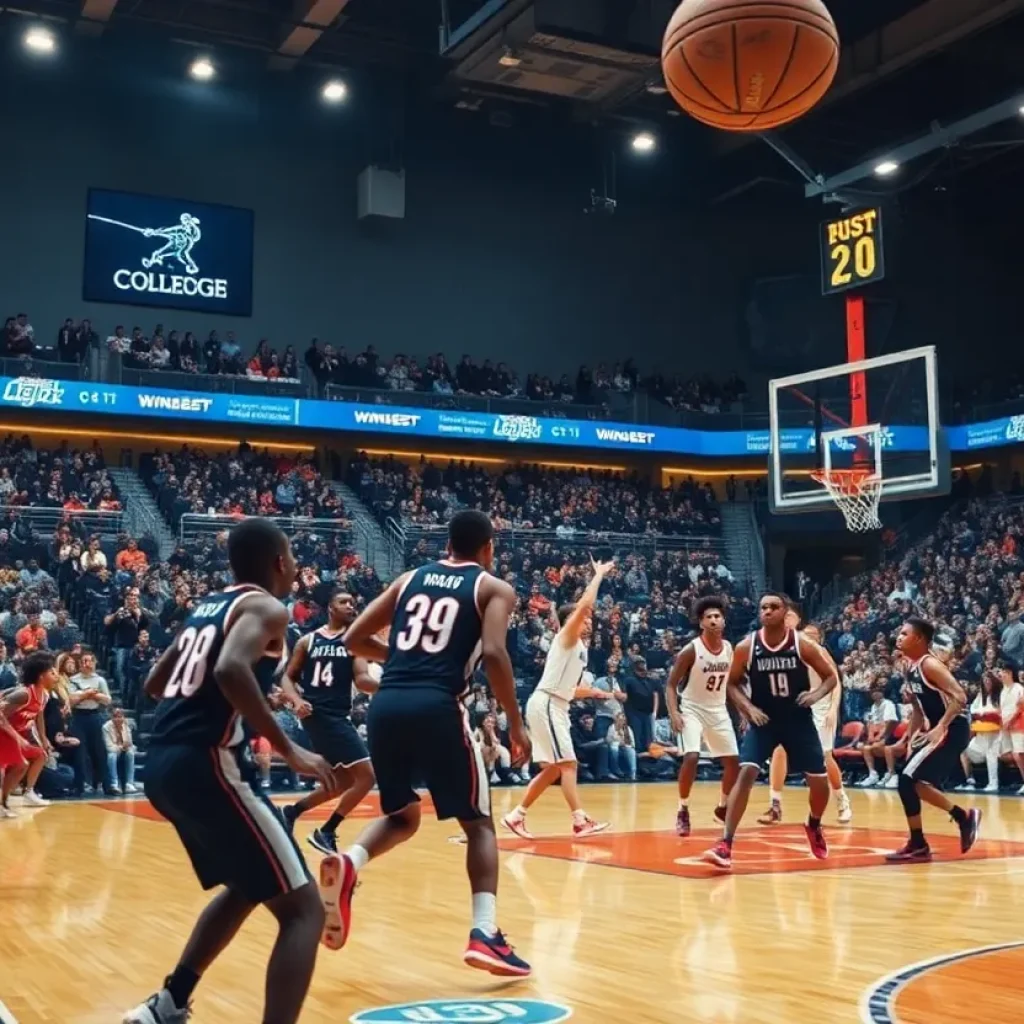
661, 0, 840, 132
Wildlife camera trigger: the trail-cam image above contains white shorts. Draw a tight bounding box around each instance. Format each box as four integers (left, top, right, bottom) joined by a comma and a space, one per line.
1002, 731, 1024, 755
812, 703, 836, 754
679, 701, 738, 758
967, 733, 1001, 762
525, 691, 575, 765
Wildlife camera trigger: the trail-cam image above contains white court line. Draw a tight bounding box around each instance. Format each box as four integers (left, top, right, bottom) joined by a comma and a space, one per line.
0, 996, 20, 1024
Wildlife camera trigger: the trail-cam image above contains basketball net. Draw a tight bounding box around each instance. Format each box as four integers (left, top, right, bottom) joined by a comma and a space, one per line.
810, 467, 882, 532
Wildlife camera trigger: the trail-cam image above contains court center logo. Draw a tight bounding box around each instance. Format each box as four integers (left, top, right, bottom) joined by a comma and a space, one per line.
86, 210, 228, 300
351, 999, 572, 1024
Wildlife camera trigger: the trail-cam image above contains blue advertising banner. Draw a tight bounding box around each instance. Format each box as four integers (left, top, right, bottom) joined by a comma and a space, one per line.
0, 375, 1019, 457
83, 189, 254, 316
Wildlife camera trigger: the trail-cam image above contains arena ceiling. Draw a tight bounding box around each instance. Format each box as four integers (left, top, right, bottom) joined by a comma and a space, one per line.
5, 0, 1024, 196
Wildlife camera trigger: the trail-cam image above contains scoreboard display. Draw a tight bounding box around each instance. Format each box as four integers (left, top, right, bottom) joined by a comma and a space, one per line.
820, 207, 885, 295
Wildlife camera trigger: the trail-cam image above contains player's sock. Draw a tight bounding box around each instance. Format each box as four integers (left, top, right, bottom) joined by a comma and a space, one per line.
909, 828, 926, 848
324, 812, 344, 834
511, 804, 526, 819
949, 805, 968, 825
770, 790, 782, 804
471, 892, 498, 938
808, 816, 821, 830
165, 965, 200, 1009
722, 835, 734, 848
679, 798, 689, 809
346, 844, 370, 871
571, 809, 588, 825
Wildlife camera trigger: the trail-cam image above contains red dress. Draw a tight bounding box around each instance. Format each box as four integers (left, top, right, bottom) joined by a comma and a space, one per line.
0, 683, 46, 766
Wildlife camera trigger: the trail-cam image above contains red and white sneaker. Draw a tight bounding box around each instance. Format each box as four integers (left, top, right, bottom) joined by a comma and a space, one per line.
757, 801, 782, 825
675, 806, 691, 836
572, 815, 610, 838
701, 840, 732, 870
500, 812, 533, 840
319, 853, 357, 951
804, 822, 828, 860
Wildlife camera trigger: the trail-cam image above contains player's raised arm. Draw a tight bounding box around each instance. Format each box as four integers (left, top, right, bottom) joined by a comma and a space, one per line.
725, 636, 767, 725
344, 573, 411, 662
479, 575, 529, 760
665, 643, 696, 733
559, 557, 614, 646
796, 636, 839, 707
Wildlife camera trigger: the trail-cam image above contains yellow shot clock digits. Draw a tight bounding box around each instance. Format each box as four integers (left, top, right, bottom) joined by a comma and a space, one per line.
820, 207, 885, 295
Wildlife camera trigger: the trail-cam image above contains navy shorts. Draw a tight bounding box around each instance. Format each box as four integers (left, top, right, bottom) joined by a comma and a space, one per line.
904, 717, 970, 787
740, 714, 826, 776
302, 712, 369, 769
367, 688, 489, 822
145, 743, 312, 905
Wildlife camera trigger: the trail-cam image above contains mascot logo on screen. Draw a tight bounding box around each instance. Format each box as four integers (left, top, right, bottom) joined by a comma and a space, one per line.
87, 211, 229, 301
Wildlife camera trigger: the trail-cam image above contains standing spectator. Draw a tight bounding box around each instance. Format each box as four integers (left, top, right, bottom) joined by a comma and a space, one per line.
1000, 664, 1024, 794
1001, 612, 1024, 670
958, 672, 1002, 792
102, 705, 137, 794
57, 318, 78, 363
104, 589, 151, 690
67, 651, 112, 794
623, 657, 658, 753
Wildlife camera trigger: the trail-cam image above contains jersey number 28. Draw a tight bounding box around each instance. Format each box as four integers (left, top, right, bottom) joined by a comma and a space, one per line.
163, 624, 217, 699
395, 594, 459, 654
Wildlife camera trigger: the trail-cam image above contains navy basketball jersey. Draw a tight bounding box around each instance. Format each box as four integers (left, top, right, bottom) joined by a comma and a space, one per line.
746, 628, 813, 716
149, 585, 286, 748
300, 628, 355, 716
381, 560, 486, 697
905, 654, 965, 728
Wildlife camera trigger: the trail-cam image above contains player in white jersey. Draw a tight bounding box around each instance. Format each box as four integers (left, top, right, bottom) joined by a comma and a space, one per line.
758, 607, 852, 825
666, 596, 740, 836
502, 557, 614, 840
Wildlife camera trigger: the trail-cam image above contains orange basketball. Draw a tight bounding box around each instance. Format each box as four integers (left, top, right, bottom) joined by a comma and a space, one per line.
661, 0, 840, 132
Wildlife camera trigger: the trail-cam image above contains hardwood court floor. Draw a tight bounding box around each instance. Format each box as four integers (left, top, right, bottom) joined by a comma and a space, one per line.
2, 782, 1023, 1024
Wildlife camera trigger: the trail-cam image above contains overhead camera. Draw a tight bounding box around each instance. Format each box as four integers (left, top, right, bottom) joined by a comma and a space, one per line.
585, 189, 617, 216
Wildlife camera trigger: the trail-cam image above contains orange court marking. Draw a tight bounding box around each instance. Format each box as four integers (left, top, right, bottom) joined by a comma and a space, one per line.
863, 943, 1024, 1023
497, 826, 1024, 878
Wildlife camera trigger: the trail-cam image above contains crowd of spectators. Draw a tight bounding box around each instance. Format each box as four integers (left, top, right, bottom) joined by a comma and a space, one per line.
819, 494, 1024, 790
347, 455, 722, 536
645, 370, 749, 416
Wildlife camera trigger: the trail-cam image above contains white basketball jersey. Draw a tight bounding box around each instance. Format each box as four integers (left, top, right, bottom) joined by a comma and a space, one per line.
536, 635, 588, 701
680, 636, 733, 708
805, 635, 839, 723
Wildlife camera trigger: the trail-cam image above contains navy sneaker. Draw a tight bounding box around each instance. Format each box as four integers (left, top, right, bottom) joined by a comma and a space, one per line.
281, 805, 298, 836
308, 827, 337, 855
463, 928, 531, 977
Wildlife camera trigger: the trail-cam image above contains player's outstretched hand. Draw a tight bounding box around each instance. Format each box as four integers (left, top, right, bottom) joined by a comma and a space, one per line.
746, 707, 770, 727
589, 556, 615, 578
287, 747, 338, 793
509, 720, 532, 764
795, 691, 817, 707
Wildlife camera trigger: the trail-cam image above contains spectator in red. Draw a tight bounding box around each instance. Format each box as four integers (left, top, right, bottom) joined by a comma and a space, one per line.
15, 612, 47, 654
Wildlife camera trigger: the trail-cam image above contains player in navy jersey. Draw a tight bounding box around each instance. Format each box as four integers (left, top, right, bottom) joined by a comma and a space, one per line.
280, 589, 378, 855
702, 592, 839, 871
885, 616, 981, 863
123, 518, 336, 1024
317, 509, 532, 977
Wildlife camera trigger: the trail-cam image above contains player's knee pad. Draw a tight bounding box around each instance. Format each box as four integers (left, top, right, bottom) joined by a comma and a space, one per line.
897, 771, 921, 816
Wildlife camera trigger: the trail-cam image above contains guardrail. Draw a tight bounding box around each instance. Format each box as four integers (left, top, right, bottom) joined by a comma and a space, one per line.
0, 504, 123, 536
179, 513, 353, 550
116, 365, 306, 399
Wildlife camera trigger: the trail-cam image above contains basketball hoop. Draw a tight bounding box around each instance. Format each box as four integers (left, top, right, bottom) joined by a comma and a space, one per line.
810, 467, 882, 532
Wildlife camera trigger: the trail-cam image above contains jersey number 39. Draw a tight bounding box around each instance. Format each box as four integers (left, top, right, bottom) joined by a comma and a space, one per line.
395, 594, 459, 654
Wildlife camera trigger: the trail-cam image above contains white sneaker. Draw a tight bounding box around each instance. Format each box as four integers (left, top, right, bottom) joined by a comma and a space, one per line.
880, 773, 894, 788
858, 773, 879, 787
0, 805, 17, 819
109, 785, 122, 796
124, 783, 138, 794
884, 775, 899, 789
1017, 784, 1024, 796
836, 793, 852, 824
259, 779, 271, 790
983, 783, 999, 793
501, 812, 534, 840
572, 815, 610, 838
22, 790, 49, 807
489, 771, 500, 784
122, 988, 189, 1023
955, 780, 976, 791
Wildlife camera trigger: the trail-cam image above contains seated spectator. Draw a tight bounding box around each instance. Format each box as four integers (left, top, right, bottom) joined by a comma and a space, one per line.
857, 687, 899, 788
15, 611, 47, 654
572, 711, 612, 782
101, 705, 137, 795
115, 538, 148, 576
475, 712, 524, 785
605, 711, 637, 781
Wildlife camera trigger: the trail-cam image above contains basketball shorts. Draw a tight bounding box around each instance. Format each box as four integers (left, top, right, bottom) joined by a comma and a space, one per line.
679, 700, 738, 758
302, 712, 369, 769
525, 690, 575, 765
811, 702, 837, 754
740, 714, 825, 776
903, 717, 970, 787
367, 688, 489, 822
145, 743, 312, 905
0, 731, 44, 767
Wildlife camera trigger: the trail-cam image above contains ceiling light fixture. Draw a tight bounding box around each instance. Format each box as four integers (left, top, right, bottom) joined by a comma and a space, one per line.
631, 131, 657, 153
23, 26, 56, 54
874, 160, 899, 177
189, 57, 216, 81
322, 80, 347, 103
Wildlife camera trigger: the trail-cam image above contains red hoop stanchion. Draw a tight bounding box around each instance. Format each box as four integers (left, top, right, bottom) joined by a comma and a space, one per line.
810, 468, 882, 532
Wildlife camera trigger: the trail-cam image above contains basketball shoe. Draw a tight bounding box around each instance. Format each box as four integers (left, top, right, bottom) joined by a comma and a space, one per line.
463, 929, 531, 977
804, 821, 828, 860
121, 987, 189, 1024
572, 814, 609, 837
675, 805, 691, 836
701, 840, 732, 870
757, 800, 782, 825
319, 853, 358, 951
308, 827, 337, 856
500, 809, 534, 839
885, 842, 932, 863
